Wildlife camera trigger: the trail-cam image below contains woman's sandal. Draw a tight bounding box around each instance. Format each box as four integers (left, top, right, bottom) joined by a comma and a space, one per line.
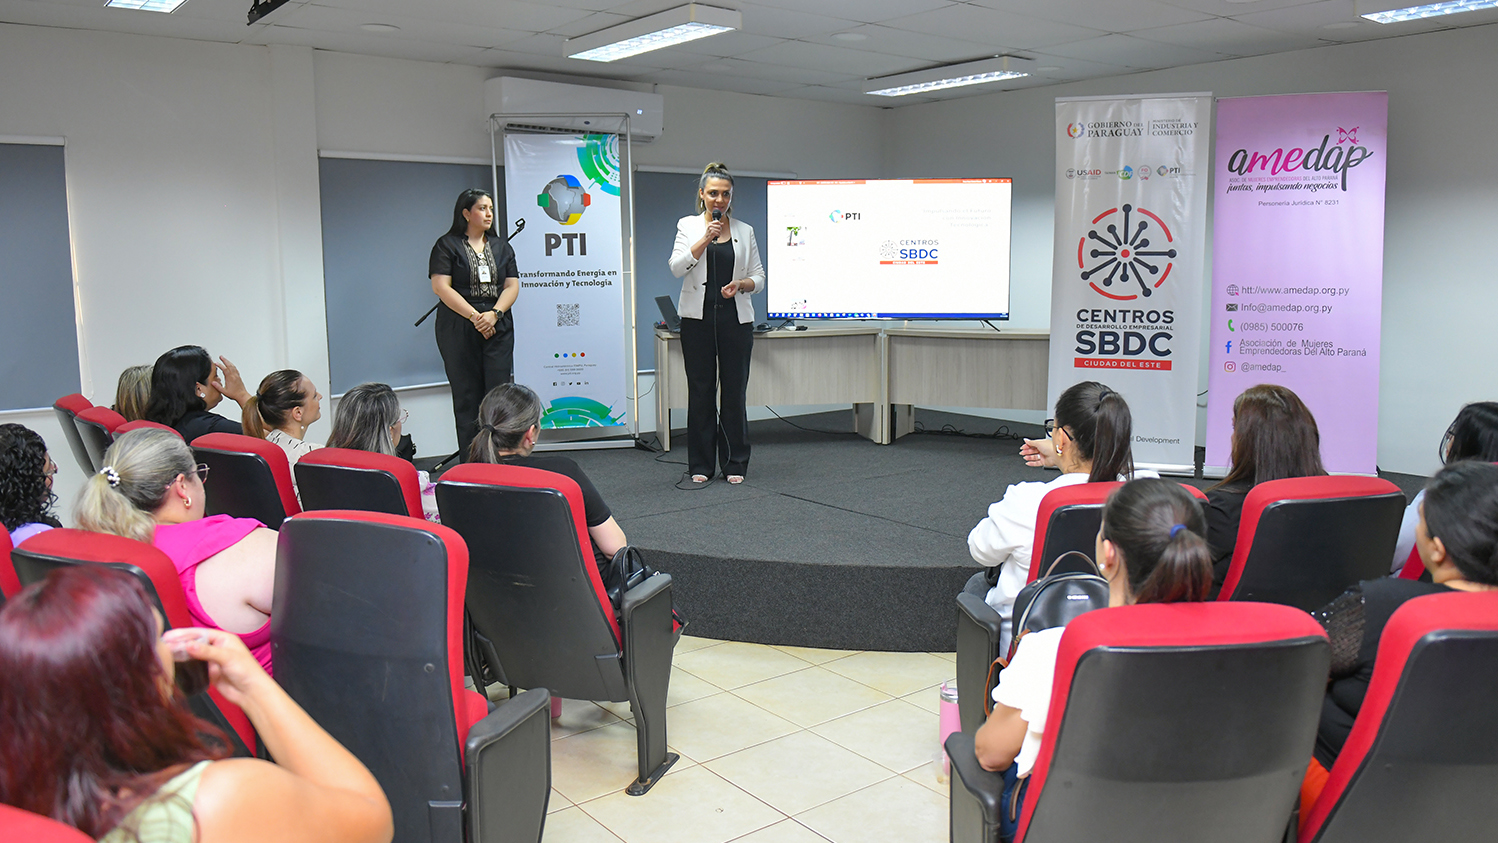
727, 475, 744, 485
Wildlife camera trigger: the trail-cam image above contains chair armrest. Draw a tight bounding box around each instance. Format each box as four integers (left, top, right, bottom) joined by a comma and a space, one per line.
946, 731, 1007, 826
956, 593, 1004, 734
465, 688, 552, 843
621, 573, 674, 649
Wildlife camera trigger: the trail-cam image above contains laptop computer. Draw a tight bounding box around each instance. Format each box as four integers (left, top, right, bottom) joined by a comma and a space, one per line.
655, 295, 681, 332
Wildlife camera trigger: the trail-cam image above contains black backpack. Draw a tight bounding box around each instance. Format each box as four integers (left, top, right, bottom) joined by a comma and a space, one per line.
985, 551, 1109, 714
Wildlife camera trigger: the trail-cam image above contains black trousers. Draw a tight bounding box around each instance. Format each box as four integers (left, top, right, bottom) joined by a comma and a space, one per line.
679, 304, 753, 477
436, 305, 513, 460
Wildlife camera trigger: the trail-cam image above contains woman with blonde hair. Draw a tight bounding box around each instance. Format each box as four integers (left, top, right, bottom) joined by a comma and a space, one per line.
112, 364, 153, 422
75, 427, 278, 672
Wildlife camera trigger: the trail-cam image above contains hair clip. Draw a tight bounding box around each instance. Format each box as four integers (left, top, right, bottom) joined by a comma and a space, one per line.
99, 466, 121, 488
1169, 524, 1187, 538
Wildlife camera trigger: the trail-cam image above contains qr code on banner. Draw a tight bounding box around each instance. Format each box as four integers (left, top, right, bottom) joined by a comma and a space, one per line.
557, 303, 580, 327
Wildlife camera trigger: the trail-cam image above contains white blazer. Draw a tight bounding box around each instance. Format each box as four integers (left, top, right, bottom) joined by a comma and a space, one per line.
668, 214, 765, 324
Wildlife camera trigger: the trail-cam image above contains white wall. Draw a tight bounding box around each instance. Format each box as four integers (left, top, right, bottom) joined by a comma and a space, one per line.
884, 23, 1498, 476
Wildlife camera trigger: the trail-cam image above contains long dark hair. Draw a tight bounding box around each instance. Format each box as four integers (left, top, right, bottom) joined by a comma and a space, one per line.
1440, 402, 1498, 464
1101, 478, 1213, 604
1422, 461, 1498, 585
0, 566, 227, 837
469, 384, 544, 463
1054, 381, 1134, 483
244, 370, 309, 440
326, 383, 400, 457
1214, 384, 1326, 490
447, 189, 498, 239
144, 346, 212, 427
0, 424, 57, 532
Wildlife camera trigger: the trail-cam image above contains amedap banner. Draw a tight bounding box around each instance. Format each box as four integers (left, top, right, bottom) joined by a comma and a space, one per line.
1205, 93, 1388, 475
503, 132, 630, 430
1051, 94, 1212, 473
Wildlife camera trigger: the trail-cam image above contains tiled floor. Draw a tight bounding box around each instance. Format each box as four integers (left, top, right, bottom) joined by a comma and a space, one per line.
514, 635, 955, 843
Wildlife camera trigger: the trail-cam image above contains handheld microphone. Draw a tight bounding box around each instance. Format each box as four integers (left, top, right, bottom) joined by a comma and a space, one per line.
712, 209, 723, 222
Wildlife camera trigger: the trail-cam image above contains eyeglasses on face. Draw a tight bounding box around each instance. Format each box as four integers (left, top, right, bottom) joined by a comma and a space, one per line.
1045, 419, 1056, 437
391, 408, 409, 427
194, 463, 210, 483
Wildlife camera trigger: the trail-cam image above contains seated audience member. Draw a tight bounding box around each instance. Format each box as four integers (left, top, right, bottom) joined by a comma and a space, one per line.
1313, 460, 1498, 769
0, 424, 61, 544
1389, 401, 1498, 573
112, 364, 153, 422
325, 382, 439, 522
75, 428, 278, 673
1205, 384, 1326, 582
244, 369, 323, 500
974, 478, 1213, 837
0, 565, 393, 843
469, 383, 627, 573
966, 381, 1150, 654
146, 345, 253, 441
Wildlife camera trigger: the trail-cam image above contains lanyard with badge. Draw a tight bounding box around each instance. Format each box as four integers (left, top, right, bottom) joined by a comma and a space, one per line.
475, 245, 492, 291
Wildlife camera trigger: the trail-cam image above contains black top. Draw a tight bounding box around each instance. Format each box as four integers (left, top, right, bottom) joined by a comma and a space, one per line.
1312, 577, 1452, 767
1205, 483, 1251, 583
175, 409, 241, 442
495, 453, 613, 570
429, 232, 519, 306
707, 238, 734, 308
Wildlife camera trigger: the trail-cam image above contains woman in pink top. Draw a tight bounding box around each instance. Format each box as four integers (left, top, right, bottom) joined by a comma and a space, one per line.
75, 427, 278, 672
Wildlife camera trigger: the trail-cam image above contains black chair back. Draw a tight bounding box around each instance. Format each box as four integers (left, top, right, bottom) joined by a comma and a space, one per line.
192, 433, 299, 528
294, 448, 422, 517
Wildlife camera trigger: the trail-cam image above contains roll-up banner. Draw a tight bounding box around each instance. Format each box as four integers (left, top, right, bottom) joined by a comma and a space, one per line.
1051, 94, 1212, 474
1205, 93, 1388, 475
503, 132, 630, 432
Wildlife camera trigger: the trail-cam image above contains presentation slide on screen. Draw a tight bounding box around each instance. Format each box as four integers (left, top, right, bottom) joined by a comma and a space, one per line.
766, 178, 1012, 319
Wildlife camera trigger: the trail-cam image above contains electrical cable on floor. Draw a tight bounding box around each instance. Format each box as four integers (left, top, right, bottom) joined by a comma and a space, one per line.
764, 406, 861, 435
910, 420, 1027, 442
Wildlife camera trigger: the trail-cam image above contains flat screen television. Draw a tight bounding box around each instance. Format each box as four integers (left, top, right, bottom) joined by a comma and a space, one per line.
765, 178, 1012, 320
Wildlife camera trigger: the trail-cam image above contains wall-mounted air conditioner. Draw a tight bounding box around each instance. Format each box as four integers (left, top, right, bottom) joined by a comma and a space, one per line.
485, 76, 665, 143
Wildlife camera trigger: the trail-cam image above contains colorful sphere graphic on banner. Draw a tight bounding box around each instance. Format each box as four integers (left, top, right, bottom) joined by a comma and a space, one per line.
1078, 204, 1177, 300
575, 133, 621, 197
540, 396, 624, 428
537, 174, 591, 225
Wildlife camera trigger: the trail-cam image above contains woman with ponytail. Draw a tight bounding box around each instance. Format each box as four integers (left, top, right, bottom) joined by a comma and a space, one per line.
974, 479, 1212, 834
243, 370, 324, 499
966, 381, 1153, 653
667, 162, 765, 487
74, 427, 280, 673
469, 383, 626, 573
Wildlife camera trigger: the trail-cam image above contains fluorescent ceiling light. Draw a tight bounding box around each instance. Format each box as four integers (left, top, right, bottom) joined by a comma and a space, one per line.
865, 57, 1029, 97
1358, 0, 1498, 23
566, 4, 741, 63
105, 0, 188, 11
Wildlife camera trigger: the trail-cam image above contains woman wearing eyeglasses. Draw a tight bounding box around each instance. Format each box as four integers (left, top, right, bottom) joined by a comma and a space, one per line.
326, 382, 440, 521
0, 423, 62, 545
75, 427, 281, 674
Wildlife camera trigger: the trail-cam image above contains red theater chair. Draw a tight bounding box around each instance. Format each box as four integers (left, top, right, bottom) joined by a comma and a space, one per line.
947, 602, 1328, 843
52, 393, 95, 475
438, 464, 679, 796
273, 511, 551, 843
294, 447, 424, 517
1300, 591, 1498, 843
0, 805, 93, 843
75, 406, 126, 473
10, 529, 257, 757
116, 419, 182, 438
191, 432, 300, 528
1219, 476, 1405, 610
0, 529, 18, 604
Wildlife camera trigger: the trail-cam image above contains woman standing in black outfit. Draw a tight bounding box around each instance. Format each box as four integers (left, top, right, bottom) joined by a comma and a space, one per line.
667, 163, 764, 486
430, 189, 520, 460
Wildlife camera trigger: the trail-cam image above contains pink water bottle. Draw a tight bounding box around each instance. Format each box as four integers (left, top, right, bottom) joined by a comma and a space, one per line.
939, 679, 960, 776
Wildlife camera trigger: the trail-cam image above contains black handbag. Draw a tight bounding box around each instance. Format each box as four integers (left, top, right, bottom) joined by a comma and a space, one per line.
603, 546, 685, 630
1007, 550, 1110, 663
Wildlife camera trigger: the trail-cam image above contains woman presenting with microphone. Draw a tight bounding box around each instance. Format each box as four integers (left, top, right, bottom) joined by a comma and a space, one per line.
669, 162, 764, 487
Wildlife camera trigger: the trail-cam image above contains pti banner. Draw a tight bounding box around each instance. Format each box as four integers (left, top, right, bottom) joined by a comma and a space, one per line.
503, 132, 629, 430
1205, 93, 1388, 475
1051, 94, 1212, 473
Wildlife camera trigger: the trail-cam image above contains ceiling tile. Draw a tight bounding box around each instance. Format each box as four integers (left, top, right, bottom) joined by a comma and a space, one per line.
270, 5, 532, 50
546, 11, 631, 38
1158, 0, 1323, 14
734, 39, 927, 76
968, 0, 1214, 33
737, 4, 861, 39
683, 56, 859, 85
306, 0, 588, 34
803, 24, 1001, 63
1039, 32, 1230, 68
255, 25, 486, 62
882, 4, 1107, 50
742, 0, 957, 25
1133, 16, 1324, 55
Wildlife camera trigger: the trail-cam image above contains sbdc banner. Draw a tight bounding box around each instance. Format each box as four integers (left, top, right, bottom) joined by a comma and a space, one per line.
504, 133, 629, 430
1205, 93, 1388, 475
1051, 94, 1212, 472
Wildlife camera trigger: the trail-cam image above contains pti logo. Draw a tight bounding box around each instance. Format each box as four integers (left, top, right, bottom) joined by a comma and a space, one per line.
829, 210, 861, 223
1224, 361, 1237, 373
1067, 122, 1086, 139
1077, 204, 1178, 301
537, 174, 590, 225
